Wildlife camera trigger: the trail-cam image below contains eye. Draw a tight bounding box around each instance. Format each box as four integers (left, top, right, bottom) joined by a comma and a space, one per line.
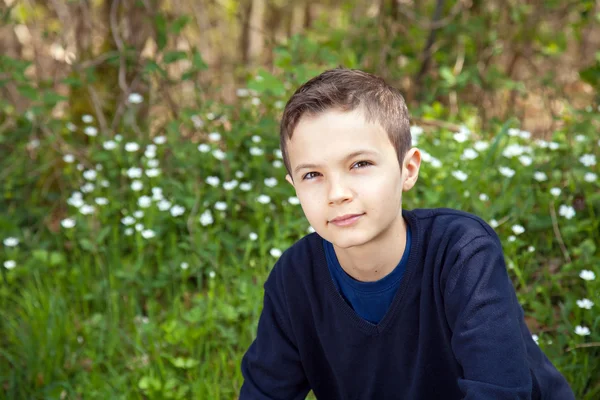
302, 171, 321, 180
352, 160, 372, 169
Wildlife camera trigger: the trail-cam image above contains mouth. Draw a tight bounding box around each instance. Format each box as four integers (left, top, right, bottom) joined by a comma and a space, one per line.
329, 213, 365, 227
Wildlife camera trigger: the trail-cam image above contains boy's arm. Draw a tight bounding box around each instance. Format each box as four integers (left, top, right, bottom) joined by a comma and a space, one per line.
443, 233, 533, 400
240, 287, 310, 400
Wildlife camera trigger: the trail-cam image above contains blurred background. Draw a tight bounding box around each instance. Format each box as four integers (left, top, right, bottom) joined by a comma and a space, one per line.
0, 0, 599, 398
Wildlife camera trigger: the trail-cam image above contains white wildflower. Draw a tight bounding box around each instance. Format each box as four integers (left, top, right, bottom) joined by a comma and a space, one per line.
235, 171, 244, 179
274, 100, 284, 109
180, 262, 189, 270
558, 205, 575, 220
68, 197, 84, 208
4, 260, 16, 270
240, 182, 252, 191
460, 148, 478, 160
157, 200, 172, 211
489, 219, 499, 228
206, 112, 215, 120
63, 154, 75, 163
138, 196, 152, 208
199, 210, 214, 226
499, 166, 516, 178
257, 195, 271, 204
95, 197, 108, 206
83, 170, 97, 181
527, 246, 535, 252
507, 235, 516, 242
236, 88, 249, 97
147, 159, 159, 168
208, 270, 216, 279
103, 140, 117, 150
502, 144, 525, 158
214, 201, 227, 211
208, 132, 221, 142
3, 237, 19, 247
135, 223, 144, 232
584, 172, 597, 182
550, 187, 561, 197
84, 126, 98, 137
453, 131, 468, 143
452, 170, 468, 182
124, 142, 140, 152
474, 141, 489, 152
170, 205, 185, 217
79, 204, 95, 215
82, 114, 94, 123
133, 210, 144, 219
532, 334, 539, 345
273, 160, 283, 168
249, 147, 264, 156
114, 134, 123, 142
252, 135, 262, 143
576, 299, 593, 310
80, 183, 95, 193
212, 149, 226, 160
66, 122, 77, 132
575, 325, 591, 336
251, 97, 261, 106
249, 232, 258, 241
518, 155, 533, 166
223, 180, 238, 191
153, 136, 166, 145
274, 149, 283, 159
198, 144, 210, 153
100, 180, 109, 188
270, 248, 282, 258
579, 270, 596, 281
121, 216, 136, 226
479, 193, 489, 201
131, 180, 143, 191
191, 115, 204, 128
128, 93, 143, 104
575, 134, 586, 142
548, 142, 559, 150
141, 229, 155, 239
206, 176, 220, 187
61, 218, 76, 229
288, 196, 300, 205
508, 128, 520, 137
264, 177, 278, 187
533, 171, 548, 182
512, 225, 525, 235
145, 168, 161, 178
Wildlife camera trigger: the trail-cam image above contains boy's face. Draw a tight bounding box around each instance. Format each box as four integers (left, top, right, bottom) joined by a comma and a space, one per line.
285, 108, 420, 249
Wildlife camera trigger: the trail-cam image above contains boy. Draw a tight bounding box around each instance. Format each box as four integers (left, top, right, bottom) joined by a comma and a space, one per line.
240, 68, 574, 399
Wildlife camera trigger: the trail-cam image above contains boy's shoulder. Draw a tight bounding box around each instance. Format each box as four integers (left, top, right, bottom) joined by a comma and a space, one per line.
407, 207, 497, 241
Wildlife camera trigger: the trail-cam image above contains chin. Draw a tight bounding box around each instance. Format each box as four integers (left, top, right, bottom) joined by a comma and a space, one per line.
326, 230, 375, 249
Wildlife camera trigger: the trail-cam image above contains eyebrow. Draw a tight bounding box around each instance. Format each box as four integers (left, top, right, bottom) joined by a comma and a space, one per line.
293, 150, 378, 175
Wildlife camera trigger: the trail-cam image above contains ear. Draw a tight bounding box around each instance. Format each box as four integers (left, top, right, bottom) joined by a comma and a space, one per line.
402, 148, 421, 192
285, 174, 295, 188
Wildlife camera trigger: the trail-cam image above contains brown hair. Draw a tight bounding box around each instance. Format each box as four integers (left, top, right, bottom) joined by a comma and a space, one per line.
279, 67, 411, 176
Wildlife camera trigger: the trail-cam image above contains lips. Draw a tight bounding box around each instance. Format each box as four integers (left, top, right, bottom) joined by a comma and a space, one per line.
329, 213, 365, 227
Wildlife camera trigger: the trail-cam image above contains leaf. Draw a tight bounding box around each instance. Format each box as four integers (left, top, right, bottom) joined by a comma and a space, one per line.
155, 14, 168, 51
17, 84, 38, 100
163, 51, 187, 64
170, 356, 199, 369
192, 49, 207, 71
170, 15, 190, 34
42, 91, 68, 106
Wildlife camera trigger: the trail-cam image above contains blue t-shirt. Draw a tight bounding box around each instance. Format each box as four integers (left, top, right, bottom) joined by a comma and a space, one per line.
323, 225, 411, 324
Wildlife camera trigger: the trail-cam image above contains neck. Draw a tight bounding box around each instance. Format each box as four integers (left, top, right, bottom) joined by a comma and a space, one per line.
333, 214, 407, 282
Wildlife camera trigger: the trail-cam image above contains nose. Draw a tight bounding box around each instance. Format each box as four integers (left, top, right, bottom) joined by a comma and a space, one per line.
327, 175, 353, 205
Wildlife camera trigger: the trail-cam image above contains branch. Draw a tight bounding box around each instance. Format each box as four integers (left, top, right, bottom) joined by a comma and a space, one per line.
549, 201, 572, 264
109, 0, 129, 94
566, 342, 600, 352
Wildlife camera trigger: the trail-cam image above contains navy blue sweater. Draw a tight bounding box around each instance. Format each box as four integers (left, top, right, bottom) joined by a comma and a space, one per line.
240, 208, 574, 399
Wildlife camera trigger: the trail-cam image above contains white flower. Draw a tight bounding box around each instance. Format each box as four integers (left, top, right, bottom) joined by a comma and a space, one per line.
288, 196, 300, 205
131, 180, 143, 191
145, 149, 156, 159
576, 299, 594, 310
451, 170, 468, 181
206, 176, 220, 187
430, 158, 442, 168
151, 136, 165, 146
264, 177, 278, 187
527, 246, 535, 252
191, 115, 204, 128
66, 122, 77, 132
273, 160, 283, 168
206, 112, 215, 120
550, 187, 561, 197
575, 134, 586, 142
103, 140, 117, 150
474, 141, 489, 152
249, 147, 264, 156
121, 216, 136, 226
208, 132, 221, 142
558, 205, 576, 220
133, 210, 144, 219
453, 132, 468, 143
236, 88, 250, 97
152, 188, 163, 201
249, 232, 258, 241
170, 205, 185, 217
532, 334, 539, 345
63, 154, 75, 163
512, 225, 525, 235
138, 196, 152, 208
61, 218, 76, 229
198, 144, 210, 153
180, 262, 189, 270
270, 248, 282, 258
584, 172, 597, 182
518, 155, 533, 166
80, 204, 95, 215
77, 164, 84, 171
502, 144, 525, 158
575, 325, 591, 336
308, 226, 316, 233
479, 193, 489, 201
84, 126, 98, 137
251, 97, 261, 106
519, 130, 531, 140
141, 229, 155, 239
251, 135, 262, 144
3, 237, 19, 247
95, 197, 109, 206
257, 195, 271, 204
274, 100, 284, 109
508, 128, 520, 137
508, 235, 516, 242
579, 270, 596, 281
4, 260, 16, 270
499, 166, 515, 178
212, 149, 226, 160
83, 170, 97, 181
410, 126, 424, 137
536, 139, 549, 148
135, 223, 144, 232
199, 210, 214, 226
157, 200, 172, 211
208, 270, 216, 279
533, 171, 547, 182
81, 183, 95, 193
548, 142, 559, 150
125, 142, 140, 152
235, 171, 244, 179
128, 93, 143, 104
460, 148, 478, 160
82, 114, 94, 123
214, 201, 227, 211
68, 197, 84, 208
274, 149, 283, 159
223, 180, 238, 191
240, 182, 252, 191
100, 180, 109, 188
489, 219, 499, 228
147, 159, 159, 168
145, 168, 161, 178
114, 134, 123, 142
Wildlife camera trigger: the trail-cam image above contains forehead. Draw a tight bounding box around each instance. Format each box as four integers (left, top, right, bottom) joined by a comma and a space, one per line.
287, 109, 393, 165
